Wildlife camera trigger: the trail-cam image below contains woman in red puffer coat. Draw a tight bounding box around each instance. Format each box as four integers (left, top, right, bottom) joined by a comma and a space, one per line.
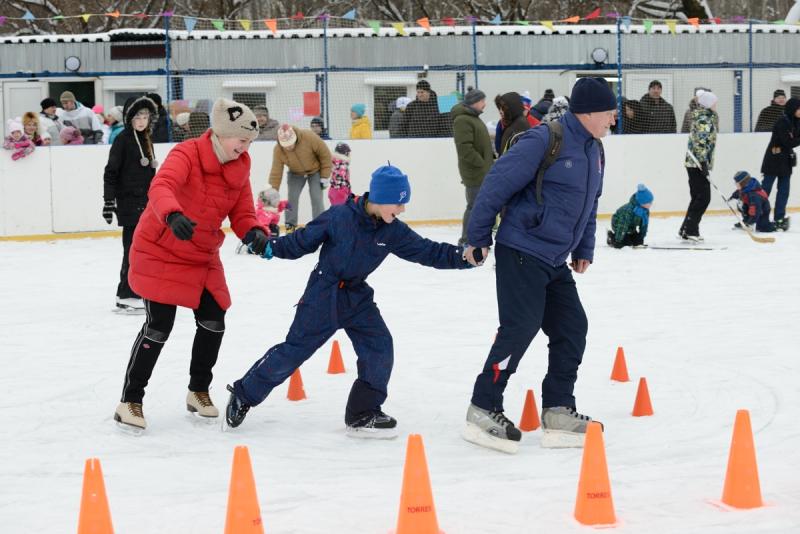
114, 97, 270, 433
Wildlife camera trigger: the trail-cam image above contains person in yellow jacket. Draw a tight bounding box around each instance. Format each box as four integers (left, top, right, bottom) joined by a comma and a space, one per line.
349, 104, 372, 139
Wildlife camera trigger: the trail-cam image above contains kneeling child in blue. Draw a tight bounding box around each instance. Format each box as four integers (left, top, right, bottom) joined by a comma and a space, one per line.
730, 171, 776, 232
225, 164, 473, 437
607, 184, 653, 248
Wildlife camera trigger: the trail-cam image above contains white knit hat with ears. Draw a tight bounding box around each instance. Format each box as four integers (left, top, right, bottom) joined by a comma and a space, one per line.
211, 97, 259, 140
7, 118, 23, 135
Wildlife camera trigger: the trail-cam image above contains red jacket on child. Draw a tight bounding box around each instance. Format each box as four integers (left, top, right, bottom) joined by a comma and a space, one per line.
129, 130, 263, 310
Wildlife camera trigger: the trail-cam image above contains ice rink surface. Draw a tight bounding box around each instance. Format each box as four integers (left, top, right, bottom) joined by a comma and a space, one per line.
1, 215, 798, 533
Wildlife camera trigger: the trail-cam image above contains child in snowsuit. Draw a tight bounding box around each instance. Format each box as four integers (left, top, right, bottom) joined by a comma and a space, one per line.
607, 184, 654, 248
730, 171, 778, 232
256, 188, 289, 237
328, 142, 352, 206
225, 164, 473, 437
4, 118, 35, 161
59, 126, 84, 145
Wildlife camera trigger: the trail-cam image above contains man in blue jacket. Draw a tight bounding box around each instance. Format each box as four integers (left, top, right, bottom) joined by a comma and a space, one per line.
462, 77, 617, 453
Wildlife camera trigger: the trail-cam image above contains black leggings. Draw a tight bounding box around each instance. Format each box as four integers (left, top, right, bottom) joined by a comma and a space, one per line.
680, 167, 711, 236
120, 289, 226, 403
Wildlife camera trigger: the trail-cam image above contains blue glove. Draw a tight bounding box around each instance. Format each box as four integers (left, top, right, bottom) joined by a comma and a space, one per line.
255, 241, 273, 259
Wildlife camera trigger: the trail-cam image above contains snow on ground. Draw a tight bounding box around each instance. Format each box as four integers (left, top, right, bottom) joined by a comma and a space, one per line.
1, 215, 798, 533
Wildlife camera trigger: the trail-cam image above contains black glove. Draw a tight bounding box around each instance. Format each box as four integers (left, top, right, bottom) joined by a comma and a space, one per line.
102, 200, 115, 225
166, 212, 196, 241
700, 161, 709, 177
243, 228, 269, 255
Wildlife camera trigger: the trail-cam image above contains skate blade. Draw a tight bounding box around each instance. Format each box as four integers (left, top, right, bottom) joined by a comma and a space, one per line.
461, 422, 519, 454
112, 306, 145, 316
114, 415, 145, 436
540, 429, 585, 448
186, 406, 219, 425
345, 426, 398, 440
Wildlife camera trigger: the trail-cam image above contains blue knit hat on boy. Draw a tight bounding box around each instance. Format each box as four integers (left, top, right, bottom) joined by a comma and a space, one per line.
351, 103, 366, 118
733, 170, 751, 186
369, 164, 411, 205
635, 183, 654, 205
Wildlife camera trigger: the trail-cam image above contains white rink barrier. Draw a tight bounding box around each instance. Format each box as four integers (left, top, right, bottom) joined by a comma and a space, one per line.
1, 132, 796, 237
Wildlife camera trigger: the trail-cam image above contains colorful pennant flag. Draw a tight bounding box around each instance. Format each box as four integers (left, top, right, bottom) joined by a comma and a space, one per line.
465, 16, 477, 24
643, 19, 653, 33
239, 19, 251, 31
81, 14, 91, 23
0, 16, 6, 26
291, 12, 304, 21
264, 18, 278, 34
584, 8, 601, 20
562, 16, 580, 24
711, 17, 721, 24
161, 11, 174, 17
687, 17, 699, 27
184, 17, 197, 33
391, 22, 406, 35
367, 20, 381, 34
416, 17, 431, 31
665, 19, 677, 34
316, 13, 330, 21
731, 16, 747, 23
621, 16, 632, 30
134, 13, 148, 19
22, 10, 35, 20
106, 10, 120, 18
490, 14, 501, 25
53, 15, 64, 20
606, 12, 620, 19
515, 20, 530, 26
442, 17, 456, 27
211, 19, 225, 31
540, 20, 554, 31
342, 9, 357, 20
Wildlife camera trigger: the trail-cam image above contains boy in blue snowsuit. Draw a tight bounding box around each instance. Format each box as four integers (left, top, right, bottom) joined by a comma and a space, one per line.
730, 170, 777, 232
225, 164, 472, 436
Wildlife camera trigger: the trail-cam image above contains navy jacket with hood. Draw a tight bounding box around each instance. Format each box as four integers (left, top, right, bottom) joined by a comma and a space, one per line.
467, 111, 603, 266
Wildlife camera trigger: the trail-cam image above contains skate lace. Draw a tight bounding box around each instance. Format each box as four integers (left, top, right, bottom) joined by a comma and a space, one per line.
193, 392, 214, 408
567, 407, 590, 421
128, 403, 144, 418
489, 411, 515, 428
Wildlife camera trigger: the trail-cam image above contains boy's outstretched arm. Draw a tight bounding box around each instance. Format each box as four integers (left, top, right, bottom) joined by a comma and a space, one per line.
391, 224, 471, 269
262, 210, 331, 260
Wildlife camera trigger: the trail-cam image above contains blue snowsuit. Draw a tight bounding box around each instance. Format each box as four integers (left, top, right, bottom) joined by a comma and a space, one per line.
234, 194, 471, 423
731, 179, 775, 232
467, 111, 603, 412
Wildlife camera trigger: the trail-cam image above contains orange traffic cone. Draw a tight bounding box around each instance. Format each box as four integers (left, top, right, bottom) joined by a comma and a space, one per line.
574, 422, 616, 526
611, 346, 630, 382
287, 368, 306, 401
721, 409, 763, 509
394, 434, 443, 534
632, 377, 654, 417
224, 446, 264, 534
77, 458, 114, 534
327, 340, 345, 374
519, 389, 541, 431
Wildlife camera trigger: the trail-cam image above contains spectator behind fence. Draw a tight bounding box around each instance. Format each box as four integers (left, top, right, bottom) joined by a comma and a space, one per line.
59, 126, 84, 145
452, 88, 493, 246
22, 111, 50, 146
187, 111, 210, 139
755, 89, 788, 133
107, 106, 124, 145
146, 93, 169, 142
57, 91, 103, 144
172, 112, 191, 143
520, 92, 541, 127
681, 88, 710, 133
389, 96, 411, 138
620, 97, 643, 134
639, 80, 677, 133
498, 92, 531, 155
310, 116, 329, 139
400, 80, 446, 138
39, 98, 62, 145
542, 96, 570, 124
349, 103, 372, 139
530, 88, 555, 121
269, 124, 332, 232
760, 97, 800, 231
4, 118, 35, 160
253, 105, 279, 140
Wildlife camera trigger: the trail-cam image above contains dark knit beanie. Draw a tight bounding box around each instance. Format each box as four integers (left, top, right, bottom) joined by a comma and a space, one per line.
464, 88, 486, 106
733, 171, 752, 186
40, 98, 57, 110
569, 78, 617, 114
416, 80, 431, 92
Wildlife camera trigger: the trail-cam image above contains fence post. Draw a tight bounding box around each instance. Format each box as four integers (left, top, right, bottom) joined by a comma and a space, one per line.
323, 16, 331, 135
471, 20, 479, 88
164, 14, 172, 142
748, 19, 753, 132
616, 17, 623, 134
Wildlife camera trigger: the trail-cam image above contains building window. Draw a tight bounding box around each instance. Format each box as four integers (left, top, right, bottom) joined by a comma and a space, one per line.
233, 92, 267, 110
373, 86, 408, 131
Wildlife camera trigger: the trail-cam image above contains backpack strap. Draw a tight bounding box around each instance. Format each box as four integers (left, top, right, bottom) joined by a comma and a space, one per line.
535, 121, 563, 204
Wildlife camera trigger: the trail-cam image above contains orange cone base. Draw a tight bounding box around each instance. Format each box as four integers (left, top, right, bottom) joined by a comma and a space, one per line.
327, 340, 346, 374
721, 409, 763, 509
632, 377, 654, 417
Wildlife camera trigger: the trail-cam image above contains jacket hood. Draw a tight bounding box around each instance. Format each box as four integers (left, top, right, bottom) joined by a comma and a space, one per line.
451, 102, 481, 118
784, 98, 800, 119
499, 92, 525, 121
123, 96, 158, 129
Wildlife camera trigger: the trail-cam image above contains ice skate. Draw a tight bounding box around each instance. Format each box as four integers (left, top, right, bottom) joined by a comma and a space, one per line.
114, 402, 146, 435
775, 217, 791, 231
114, 297, 145, 315
540, 406, 602, 448
345, 410, 398, 439
461, 403, 521, 454
678, 231, 704, 243
186, 391, 219, 421
223, 384, 250, 429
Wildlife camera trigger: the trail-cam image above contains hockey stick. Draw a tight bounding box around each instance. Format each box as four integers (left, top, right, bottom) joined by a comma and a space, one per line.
686, 151, 775, 243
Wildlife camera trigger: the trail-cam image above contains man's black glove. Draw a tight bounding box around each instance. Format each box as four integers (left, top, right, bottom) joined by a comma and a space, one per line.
166, 212, 196, 240
102, 200, 115, 225
243, 228, 269, 255
700, 161, 709, 177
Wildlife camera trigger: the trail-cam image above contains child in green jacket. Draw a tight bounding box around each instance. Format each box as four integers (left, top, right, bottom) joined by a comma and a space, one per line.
607, 184, 654, 248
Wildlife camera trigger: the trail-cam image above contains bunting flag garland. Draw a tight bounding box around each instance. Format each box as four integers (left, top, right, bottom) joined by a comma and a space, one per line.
540, 20, 554, 31
643, 19, 653, 33
161, 11, 174, 17
53, 15, 64, 20
606, 12, 620, 19
490, 14, 501, 25
211, 19, 225, 31
184, 17, 197, 32
416, 17, 430, 31
239, 19, 251, 31
665, 19, 677, 34
264, 18, 278, 34
687, 17, 699, 28
465, 16, 477, 24
291, 12, 304, 21
0, 16, 6, 26
391, 22, 406, 35
22, 10, 35, 20
81, 14, 91, 23
342, 9, 357, 20
515, 20, 530, 26
441, 17, 456, 26
621, 16, 632, 30
367, 20, 381, 34
562, 15, 580, 24
584, 8, 601, 20
106, 10, 120, 18
711, 17, 722, 24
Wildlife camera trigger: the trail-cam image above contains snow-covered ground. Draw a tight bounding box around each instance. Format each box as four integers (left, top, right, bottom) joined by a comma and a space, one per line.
1, 215, 798, 533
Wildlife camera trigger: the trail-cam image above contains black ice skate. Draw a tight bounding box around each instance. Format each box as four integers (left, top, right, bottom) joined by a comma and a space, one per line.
224, 385, 251, 429
114, 297, 145, 315
775, 217, 791, 231
345, 410, 398, 439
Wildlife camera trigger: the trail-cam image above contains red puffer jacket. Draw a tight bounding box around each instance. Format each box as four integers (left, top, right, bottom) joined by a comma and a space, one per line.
129, 131, 262, 310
